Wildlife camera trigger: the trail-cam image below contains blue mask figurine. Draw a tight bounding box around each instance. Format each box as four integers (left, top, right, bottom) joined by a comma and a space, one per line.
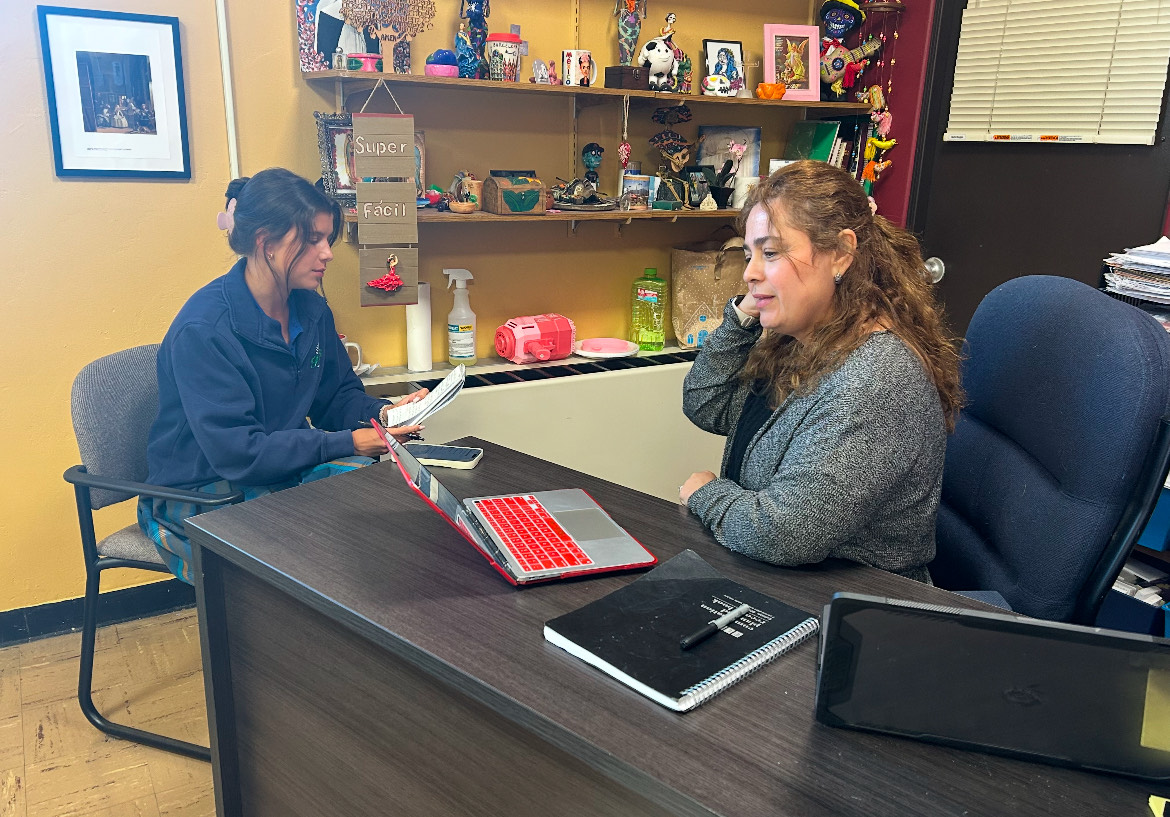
582, 142, 605, 187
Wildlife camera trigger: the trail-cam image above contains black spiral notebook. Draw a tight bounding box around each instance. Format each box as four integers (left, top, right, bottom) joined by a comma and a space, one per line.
544, 550, 820, 711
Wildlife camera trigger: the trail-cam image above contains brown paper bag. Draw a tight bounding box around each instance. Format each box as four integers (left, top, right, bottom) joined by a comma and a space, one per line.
671, 230, 747, 348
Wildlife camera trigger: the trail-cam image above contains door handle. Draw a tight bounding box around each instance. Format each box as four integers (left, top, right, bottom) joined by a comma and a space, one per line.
923, 257, 945, 283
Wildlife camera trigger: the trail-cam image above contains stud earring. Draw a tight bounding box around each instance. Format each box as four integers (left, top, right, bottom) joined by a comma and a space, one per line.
834, 272, 843, 285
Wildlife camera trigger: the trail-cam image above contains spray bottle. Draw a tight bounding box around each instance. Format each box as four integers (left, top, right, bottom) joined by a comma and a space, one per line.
443, 268, 477, 366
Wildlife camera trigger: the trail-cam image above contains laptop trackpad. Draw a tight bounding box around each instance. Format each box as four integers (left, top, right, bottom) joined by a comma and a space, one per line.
554, 509, 625, 542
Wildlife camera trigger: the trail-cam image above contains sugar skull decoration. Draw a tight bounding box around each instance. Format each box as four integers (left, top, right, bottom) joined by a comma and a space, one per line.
701, 74, 732, 97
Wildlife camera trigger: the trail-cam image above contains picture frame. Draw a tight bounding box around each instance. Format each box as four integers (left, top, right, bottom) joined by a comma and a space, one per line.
316, 113, 426, 207
620, 174, 652, 210
37, 6, 191, 179
696, 126, 763, 185
763, 24, 821, 102
701, 40, 746, 92
315, 112, 358, 206
296, 0, 381, 72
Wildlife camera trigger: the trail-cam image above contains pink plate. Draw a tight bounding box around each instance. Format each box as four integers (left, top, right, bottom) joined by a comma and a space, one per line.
575, 338, 640, 359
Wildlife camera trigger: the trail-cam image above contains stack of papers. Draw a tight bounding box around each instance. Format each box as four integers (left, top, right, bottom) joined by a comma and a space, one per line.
1104, 237, 1170, 305
380, 364, 465, 428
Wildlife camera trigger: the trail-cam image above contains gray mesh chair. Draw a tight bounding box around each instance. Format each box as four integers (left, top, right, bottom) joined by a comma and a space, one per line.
63, 344, 240, 761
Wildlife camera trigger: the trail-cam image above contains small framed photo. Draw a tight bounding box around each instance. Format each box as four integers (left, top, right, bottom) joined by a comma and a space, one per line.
621, 174, 652, 210
702, 40, 746, 92
315, 112, 358, 206
763, 24, 821, 102
37, 6, 191, 178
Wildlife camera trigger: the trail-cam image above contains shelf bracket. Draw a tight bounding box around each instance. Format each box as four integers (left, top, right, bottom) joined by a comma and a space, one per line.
570, 219, 581, 234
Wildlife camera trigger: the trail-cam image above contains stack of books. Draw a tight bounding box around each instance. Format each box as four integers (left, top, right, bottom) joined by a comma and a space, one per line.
1104, 237, 1170, 311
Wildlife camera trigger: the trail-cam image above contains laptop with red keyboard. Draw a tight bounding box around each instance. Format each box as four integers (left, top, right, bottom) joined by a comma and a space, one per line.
379, 430, 656, 585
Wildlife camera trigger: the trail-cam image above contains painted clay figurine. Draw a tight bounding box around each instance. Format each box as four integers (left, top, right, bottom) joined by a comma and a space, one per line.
455, 23, 477, 79
460, 0, 490, 79
581, 143, 604, 187
614, 0, 648, 67
648, 129, 691, 206
819, 0, 881, 101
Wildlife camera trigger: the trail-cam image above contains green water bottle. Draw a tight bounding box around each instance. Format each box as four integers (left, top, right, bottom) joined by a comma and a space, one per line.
630, 267, 667, 351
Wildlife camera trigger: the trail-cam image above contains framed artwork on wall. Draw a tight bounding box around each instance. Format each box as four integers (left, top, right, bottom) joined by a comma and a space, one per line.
37, 6, 191, 179
696, 126, 762, 184
762, 24, 821, 102
702, 40, 745, 92
296, 0, 382, 72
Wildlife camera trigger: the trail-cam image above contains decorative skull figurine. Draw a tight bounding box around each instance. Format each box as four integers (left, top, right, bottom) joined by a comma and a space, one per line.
701, 75, 732, 97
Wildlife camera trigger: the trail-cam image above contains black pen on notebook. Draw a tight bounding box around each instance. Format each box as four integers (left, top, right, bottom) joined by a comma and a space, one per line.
680, 603, 752, 650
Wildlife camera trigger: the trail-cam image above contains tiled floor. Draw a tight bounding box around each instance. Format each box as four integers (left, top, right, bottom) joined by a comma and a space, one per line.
0, 609, 214, 817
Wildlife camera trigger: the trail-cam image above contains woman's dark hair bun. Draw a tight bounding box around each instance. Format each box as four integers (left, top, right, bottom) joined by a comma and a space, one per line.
224, 177, 250, 202
224, 167, 340, 258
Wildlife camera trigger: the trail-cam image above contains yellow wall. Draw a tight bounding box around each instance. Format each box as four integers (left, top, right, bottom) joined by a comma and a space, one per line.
1, 0, 813, 612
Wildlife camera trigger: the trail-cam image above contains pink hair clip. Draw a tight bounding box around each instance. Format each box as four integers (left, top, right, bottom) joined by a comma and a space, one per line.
216, 197, 237, 231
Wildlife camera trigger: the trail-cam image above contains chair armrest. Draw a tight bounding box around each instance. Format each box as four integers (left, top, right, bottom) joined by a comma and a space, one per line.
63, 465, 243, 507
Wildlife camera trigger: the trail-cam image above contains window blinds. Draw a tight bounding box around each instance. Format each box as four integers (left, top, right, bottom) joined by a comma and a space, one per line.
944, 0, 1170, 144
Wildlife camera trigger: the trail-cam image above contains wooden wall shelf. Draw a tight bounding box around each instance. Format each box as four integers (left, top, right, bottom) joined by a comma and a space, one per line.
303, 70, 871, 112
343, 208, 736, 224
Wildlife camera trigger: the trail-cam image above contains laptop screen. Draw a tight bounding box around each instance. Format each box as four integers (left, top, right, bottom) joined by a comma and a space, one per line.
386, 438, 466, 523
816, 593, 1170, 782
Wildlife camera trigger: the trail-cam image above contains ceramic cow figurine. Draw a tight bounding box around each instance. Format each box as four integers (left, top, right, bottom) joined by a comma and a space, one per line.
638, 35, 678, 91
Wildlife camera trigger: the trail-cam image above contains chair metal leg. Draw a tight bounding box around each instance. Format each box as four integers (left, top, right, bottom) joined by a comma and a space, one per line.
77, 563, 211, 762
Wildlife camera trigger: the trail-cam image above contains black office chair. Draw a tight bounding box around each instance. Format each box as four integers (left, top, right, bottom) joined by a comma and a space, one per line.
63, 344, 240, 761
931, 276, 1170, 624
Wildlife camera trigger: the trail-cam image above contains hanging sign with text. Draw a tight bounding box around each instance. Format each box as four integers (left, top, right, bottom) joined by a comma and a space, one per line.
351, 113, 416, 179
356, 181, 418, 244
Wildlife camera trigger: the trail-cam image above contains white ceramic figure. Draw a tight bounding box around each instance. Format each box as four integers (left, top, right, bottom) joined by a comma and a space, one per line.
638, 36, 678, 91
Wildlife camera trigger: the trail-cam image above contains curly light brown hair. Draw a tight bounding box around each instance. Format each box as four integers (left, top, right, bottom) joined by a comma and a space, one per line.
736, 160, 963, 430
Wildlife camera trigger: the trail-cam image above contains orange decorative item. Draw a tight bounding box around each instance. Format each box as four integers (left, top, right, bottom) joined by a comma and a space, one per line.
755, 82, 787, 99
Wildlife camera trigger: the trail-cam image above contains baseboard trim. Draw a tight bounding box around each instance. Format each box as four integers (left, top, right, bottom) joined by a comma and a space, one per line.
0, 579, 196, 648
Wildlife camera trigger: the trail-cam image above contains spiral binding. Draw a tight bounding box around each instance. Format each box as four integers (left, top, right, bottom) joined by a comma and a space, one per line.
679, 617, 821, 709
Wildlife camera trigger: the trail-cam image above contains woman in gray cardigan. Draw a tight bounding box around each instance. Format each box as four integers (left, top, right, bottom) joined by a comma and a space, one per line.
681, 161, 962, 582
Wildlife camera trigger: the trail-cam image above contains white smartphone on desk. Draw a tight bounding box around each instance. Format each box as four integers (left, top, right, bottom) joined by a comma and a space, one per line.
403, 443, 483, 469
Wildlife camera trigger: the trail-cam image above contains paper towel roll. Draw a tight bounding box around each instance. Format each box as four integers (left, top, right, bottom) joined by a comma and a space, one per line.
406, 282, 432, 372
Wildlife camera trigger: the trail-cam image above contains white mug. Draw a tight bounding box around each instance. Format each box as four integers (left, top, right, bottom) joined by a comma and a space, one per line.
338, 334, 362, 368
562, 50, 597, 87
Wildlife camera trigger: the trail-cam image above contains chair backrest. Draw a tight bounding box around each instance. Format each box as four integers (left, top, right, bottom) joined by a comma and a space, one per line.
933, 276, 1170, 623
70, 344, 161, 510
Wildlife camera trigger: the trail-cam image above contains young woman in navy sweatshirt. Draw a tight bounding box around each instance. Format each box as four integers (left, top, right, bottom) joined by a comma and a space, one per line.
139, 168, 427, 581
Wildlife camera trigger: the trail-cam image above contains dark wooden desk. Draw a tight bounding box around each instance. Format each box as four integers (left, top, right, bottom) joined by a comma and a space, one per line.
188, 439, 1151, 817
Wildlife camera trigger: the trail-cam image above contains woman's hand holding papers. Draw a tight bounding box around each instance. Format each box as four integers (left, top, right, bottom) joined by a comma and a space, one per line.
354, 388, 430, 455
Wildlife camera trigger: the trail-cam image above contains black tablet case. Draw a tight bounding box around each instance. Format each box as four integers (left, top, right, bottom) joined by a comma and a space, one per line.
815, 592, 1170, 782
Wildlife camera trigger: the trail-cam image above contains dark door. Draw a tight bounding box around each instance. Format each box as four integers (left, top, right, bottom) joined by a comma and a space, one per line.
908, 0, 1170, 335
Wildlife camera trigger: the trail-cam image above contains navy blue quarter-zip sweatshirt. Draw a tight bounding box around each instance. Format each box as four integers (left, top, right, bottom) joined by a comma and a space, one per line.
145, 258, 388, 489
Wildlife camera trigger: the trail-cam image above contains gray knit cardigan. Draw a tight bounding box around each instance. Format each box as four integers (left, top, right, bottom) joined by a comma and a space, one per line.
682, 300, 946, 582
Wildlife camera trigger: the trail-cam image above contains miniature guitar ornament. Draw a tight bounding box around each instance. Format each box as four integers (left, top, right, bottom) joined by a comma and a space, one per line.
819, 37, 882, 86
